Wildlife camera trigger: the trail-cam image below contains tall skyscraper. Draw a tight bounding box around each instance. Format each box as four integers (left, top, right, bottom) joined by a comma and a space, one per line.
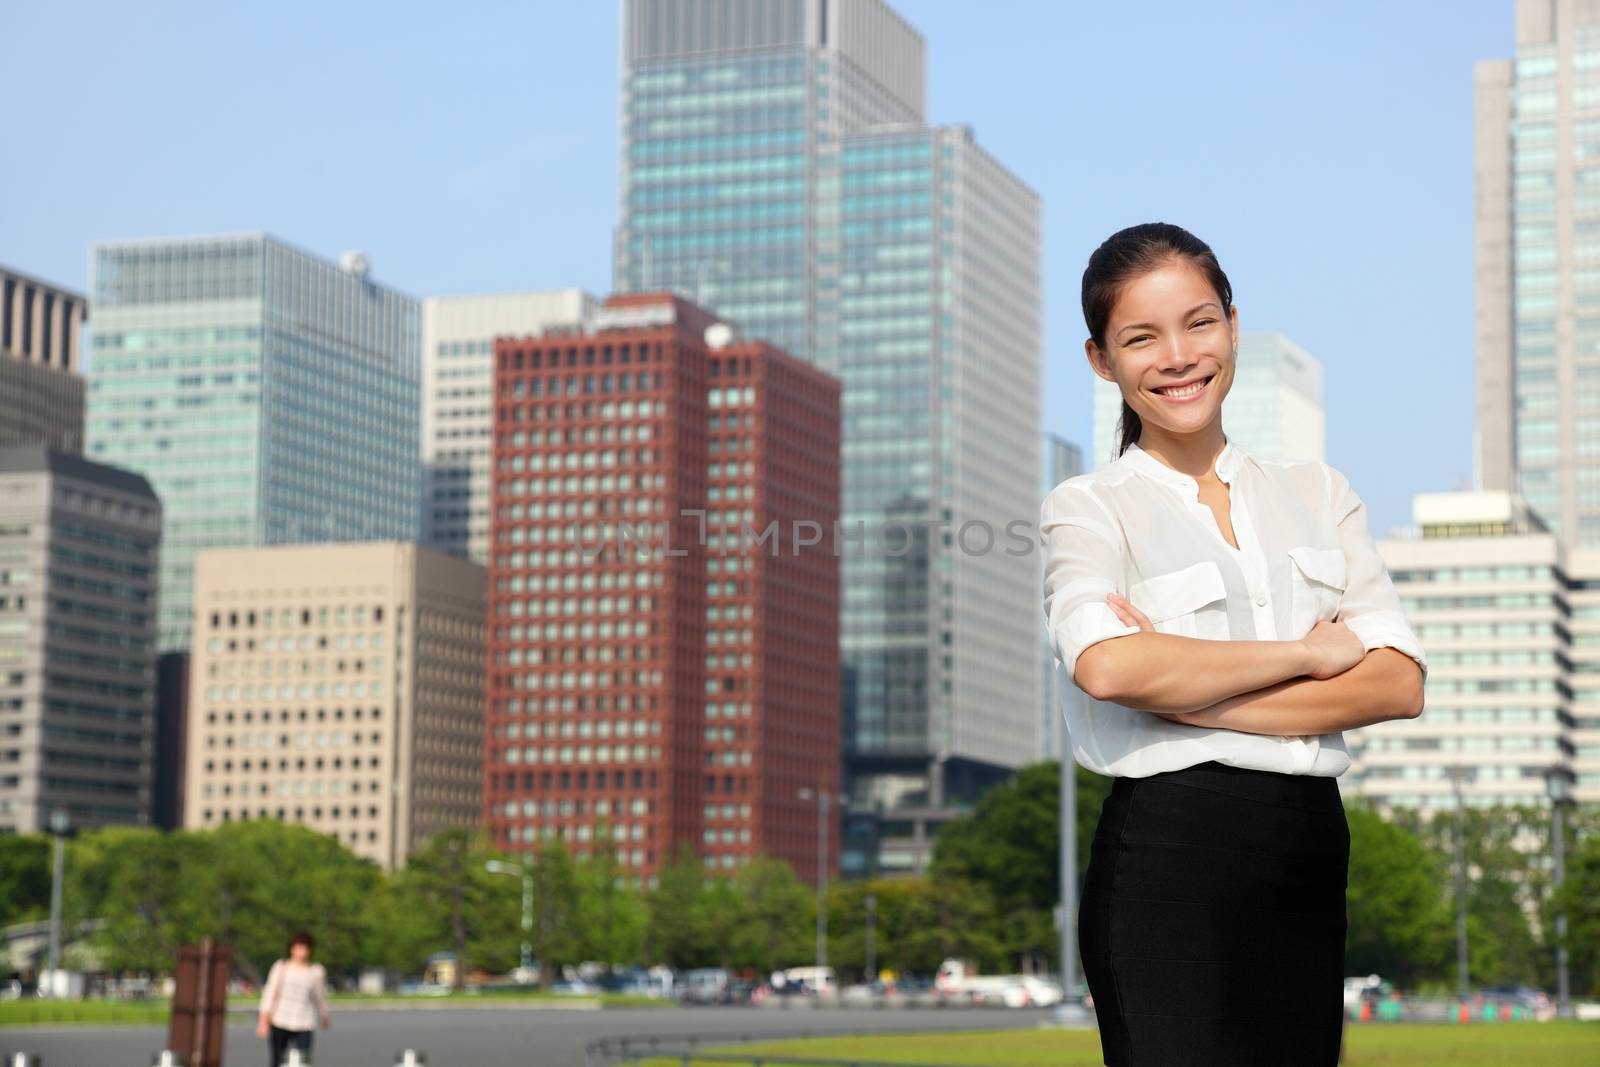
0, 446, 161, 832
484, 293, 842, 883
617, 1, 1043, 875
1476, 0, 1600, 546
1091, 332, 1326, 471
87, 235, 422, 650
1, 264, 87, 454
1040, 433, 1084, 760
422, 290, 597, 562
183, 542, 486, 869
616, 0, 924, 363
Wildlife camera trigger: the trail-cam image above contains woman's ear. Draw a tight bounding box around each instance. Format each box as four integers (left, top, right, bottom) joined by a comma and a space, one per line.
1085, 338, 1116, 384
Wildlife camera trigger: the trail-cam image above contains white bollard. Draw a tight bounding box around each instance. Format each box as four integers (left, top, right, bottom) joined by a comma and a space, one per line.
8, 1054, 42, 1067
150, 1053, 185, 1067
393, 1052, 427, 1067
280, 1051, 311, 1067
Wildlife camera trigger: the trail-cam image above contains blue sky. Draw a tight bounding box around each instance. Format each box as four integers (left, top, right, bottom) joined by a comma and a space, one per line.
0, 1, 1512, 539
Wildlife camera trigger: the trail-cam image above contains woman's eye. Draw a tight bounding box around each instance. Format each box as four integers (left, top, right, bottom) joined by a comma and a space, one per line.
1191, 318, 1215, 328
1127, 335, 1151, 345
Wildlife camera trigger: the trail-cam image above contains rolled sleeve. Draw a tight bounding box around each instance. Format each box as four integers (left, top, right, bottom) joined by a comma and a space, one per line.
1040, 483, 1139, 689
1324, 463, 1428, 682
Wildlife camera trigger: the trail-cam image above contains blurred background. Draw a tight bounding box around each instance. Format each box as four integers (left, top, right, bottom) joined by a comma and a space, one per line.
1, 2, 1598, 1064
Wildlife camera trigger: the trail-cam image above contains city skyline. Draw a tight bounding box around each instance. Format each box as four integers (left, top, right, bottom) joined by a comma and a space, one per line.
0, 1, 1510, 541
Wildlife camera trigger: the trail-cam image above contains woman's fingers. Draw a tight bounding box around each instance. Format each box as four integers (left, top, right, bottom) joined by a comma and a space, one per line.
1106, 592, 1153, 631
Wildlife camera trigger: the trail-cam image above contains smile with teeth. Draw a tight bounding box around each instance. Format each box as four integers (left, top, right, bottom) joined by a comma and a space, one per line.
1152, 375, 1213, 400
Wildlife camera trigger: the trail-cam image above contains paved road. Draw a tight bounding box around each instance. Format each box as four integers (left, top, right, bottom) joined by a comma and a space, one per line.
3, 1004, 1061, 1067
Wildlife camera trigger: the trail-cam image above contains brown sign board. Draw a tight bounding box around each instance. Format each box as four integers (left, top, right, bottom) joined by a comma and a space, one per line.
169, 938, 231, 1067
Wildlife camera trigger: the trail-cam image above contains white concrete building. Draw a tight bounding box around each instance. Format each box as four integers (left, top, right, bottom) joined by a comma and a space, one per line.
421, 291, 596, 562
1346, 491, 1583, 810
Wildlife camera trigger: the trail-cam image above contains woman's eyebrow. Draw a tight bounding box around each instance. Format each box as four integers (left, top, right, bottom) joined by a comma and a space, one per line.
1115, 302, 1222, 338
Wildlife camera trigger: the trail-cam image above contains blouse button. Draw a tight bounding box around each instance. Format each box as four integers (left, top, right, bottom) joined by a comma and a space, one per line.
1254, 592, 1268, 607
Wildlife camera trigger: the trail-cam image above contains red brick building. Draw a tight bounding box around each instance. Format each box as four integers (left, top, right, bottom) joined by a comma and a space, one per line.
484, 294, 841, 884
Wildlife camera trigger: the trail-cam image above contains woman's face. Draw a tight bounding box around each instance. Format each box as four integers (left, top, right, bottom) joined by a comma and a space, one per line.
290, 942, 311, 963
1087, 258, 1239, 441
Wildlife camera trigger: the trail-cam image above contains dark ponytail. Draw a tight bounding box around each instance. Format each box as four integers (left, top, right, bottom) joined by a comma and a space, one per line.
1081, 223, 1234, 460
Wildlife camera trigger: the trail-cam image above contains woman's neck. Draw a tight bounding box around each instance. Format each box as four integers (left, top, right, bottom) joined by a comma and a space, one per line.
1136, 428, 1227, 482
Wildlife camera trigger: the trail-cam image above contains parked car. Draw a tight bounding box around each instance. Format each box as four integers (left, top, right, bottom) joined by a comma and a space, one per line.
679, 968, 732, 1005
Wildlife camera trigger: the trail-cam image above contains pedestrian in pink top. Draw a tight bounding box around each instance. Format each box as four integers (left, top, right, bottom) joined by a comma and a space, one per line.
256, 931, 330, 1066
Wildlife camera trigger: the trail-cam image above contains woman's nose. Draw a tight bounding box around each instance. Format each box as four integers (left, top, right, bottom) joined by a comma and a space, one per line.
1156, 337, 1200, 370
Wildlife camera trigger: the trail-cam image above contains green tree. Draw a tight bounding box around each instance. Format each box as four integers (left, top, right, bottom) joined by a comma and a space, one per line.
383, 829, 519, 988
73, 828, 209, 975
189, 820, 381, 983
0, 835, 51, 931
1552, 829, 1600, 997
529, 838, 583, 985
575, 840, 647, 967
1392, 802, 1554, 990
646, 844, 714, 968
731, 856, 813, 972
1343, 805, 1452, 987
929, 760, 1107, 969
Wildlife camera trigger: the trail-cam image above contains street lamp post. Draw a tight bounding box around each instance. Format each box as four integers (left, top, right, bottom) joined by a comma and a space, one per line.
864, 893, 877, 984
1544, 765, 1573, 1020
485, 859, 533, 976
1446, 766, 1475, 1001
798, 787, 844, 981
45, 808, 68, 997
1055, 695, 1089, 1024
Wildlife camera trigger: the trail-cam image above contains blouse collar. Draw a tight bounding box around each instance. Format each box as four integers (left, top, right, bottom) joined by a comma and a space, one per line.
1122, 438, 1245, 494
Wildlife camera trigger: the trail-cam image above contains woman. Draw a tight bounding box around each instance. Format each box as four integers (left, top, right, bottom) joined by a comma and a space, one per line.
1040, 222, 1427, 1066
256, 931, 330, 1067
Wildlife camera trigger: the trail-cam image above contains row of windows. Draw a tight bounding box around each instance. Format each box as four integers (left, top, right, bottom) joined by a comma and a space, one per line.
494, 718, 659, 740
205, 731, 382, 750
202, 760, 385, 791
205, 682, 384, 702
501, 744, 661, 765
1402, 594, 1561, 611
207, 754, 379, 773
1359, 735, 1565, 753
200, 809, 382, 845
208, 606, 386, 629
208, 632, 385, 655
499, 400, 669, 434
204, 706, 381, 727
208, 656, 384, 679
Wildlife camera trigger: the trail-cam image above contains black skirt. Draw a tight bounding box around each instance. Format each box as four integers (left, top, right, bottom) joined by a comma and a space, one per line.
1079, 760, 1350, 1066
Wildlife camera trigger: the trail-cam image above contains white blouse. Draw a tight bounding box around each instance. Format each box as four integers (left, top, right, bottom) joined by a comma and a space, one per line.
1040, 437, 1427, 778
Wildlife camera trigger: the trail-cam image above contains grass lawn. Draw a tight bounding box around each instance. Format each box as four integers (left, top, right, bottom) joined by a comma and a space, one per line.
0, 990, 665, 1027
0, 999, 171, 1027
642, 1023, 1600, 1066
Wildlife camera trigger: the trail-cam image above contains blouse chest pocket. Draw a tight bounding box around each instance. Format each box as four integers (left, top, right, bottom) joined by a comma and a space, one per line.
1287, 545, 1348, 637
1128, 560, 1230, 640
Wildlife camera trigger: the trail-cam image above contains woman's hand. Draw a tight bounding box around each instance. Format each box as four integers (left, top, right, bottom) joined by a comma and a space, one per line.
1301, 619, 1366, 680
1105, 592, 1153, 633
255, 1017, 270, 1040
321, 1012, 332, 1031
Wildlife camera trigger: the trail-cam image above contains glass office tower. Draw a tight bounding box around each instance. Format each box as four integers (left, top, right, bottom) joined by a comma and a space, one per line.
616, 0, 924, 372
1477, 0, 1600, 545
617, 1, 1043, 875
88, 234, 421, 650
